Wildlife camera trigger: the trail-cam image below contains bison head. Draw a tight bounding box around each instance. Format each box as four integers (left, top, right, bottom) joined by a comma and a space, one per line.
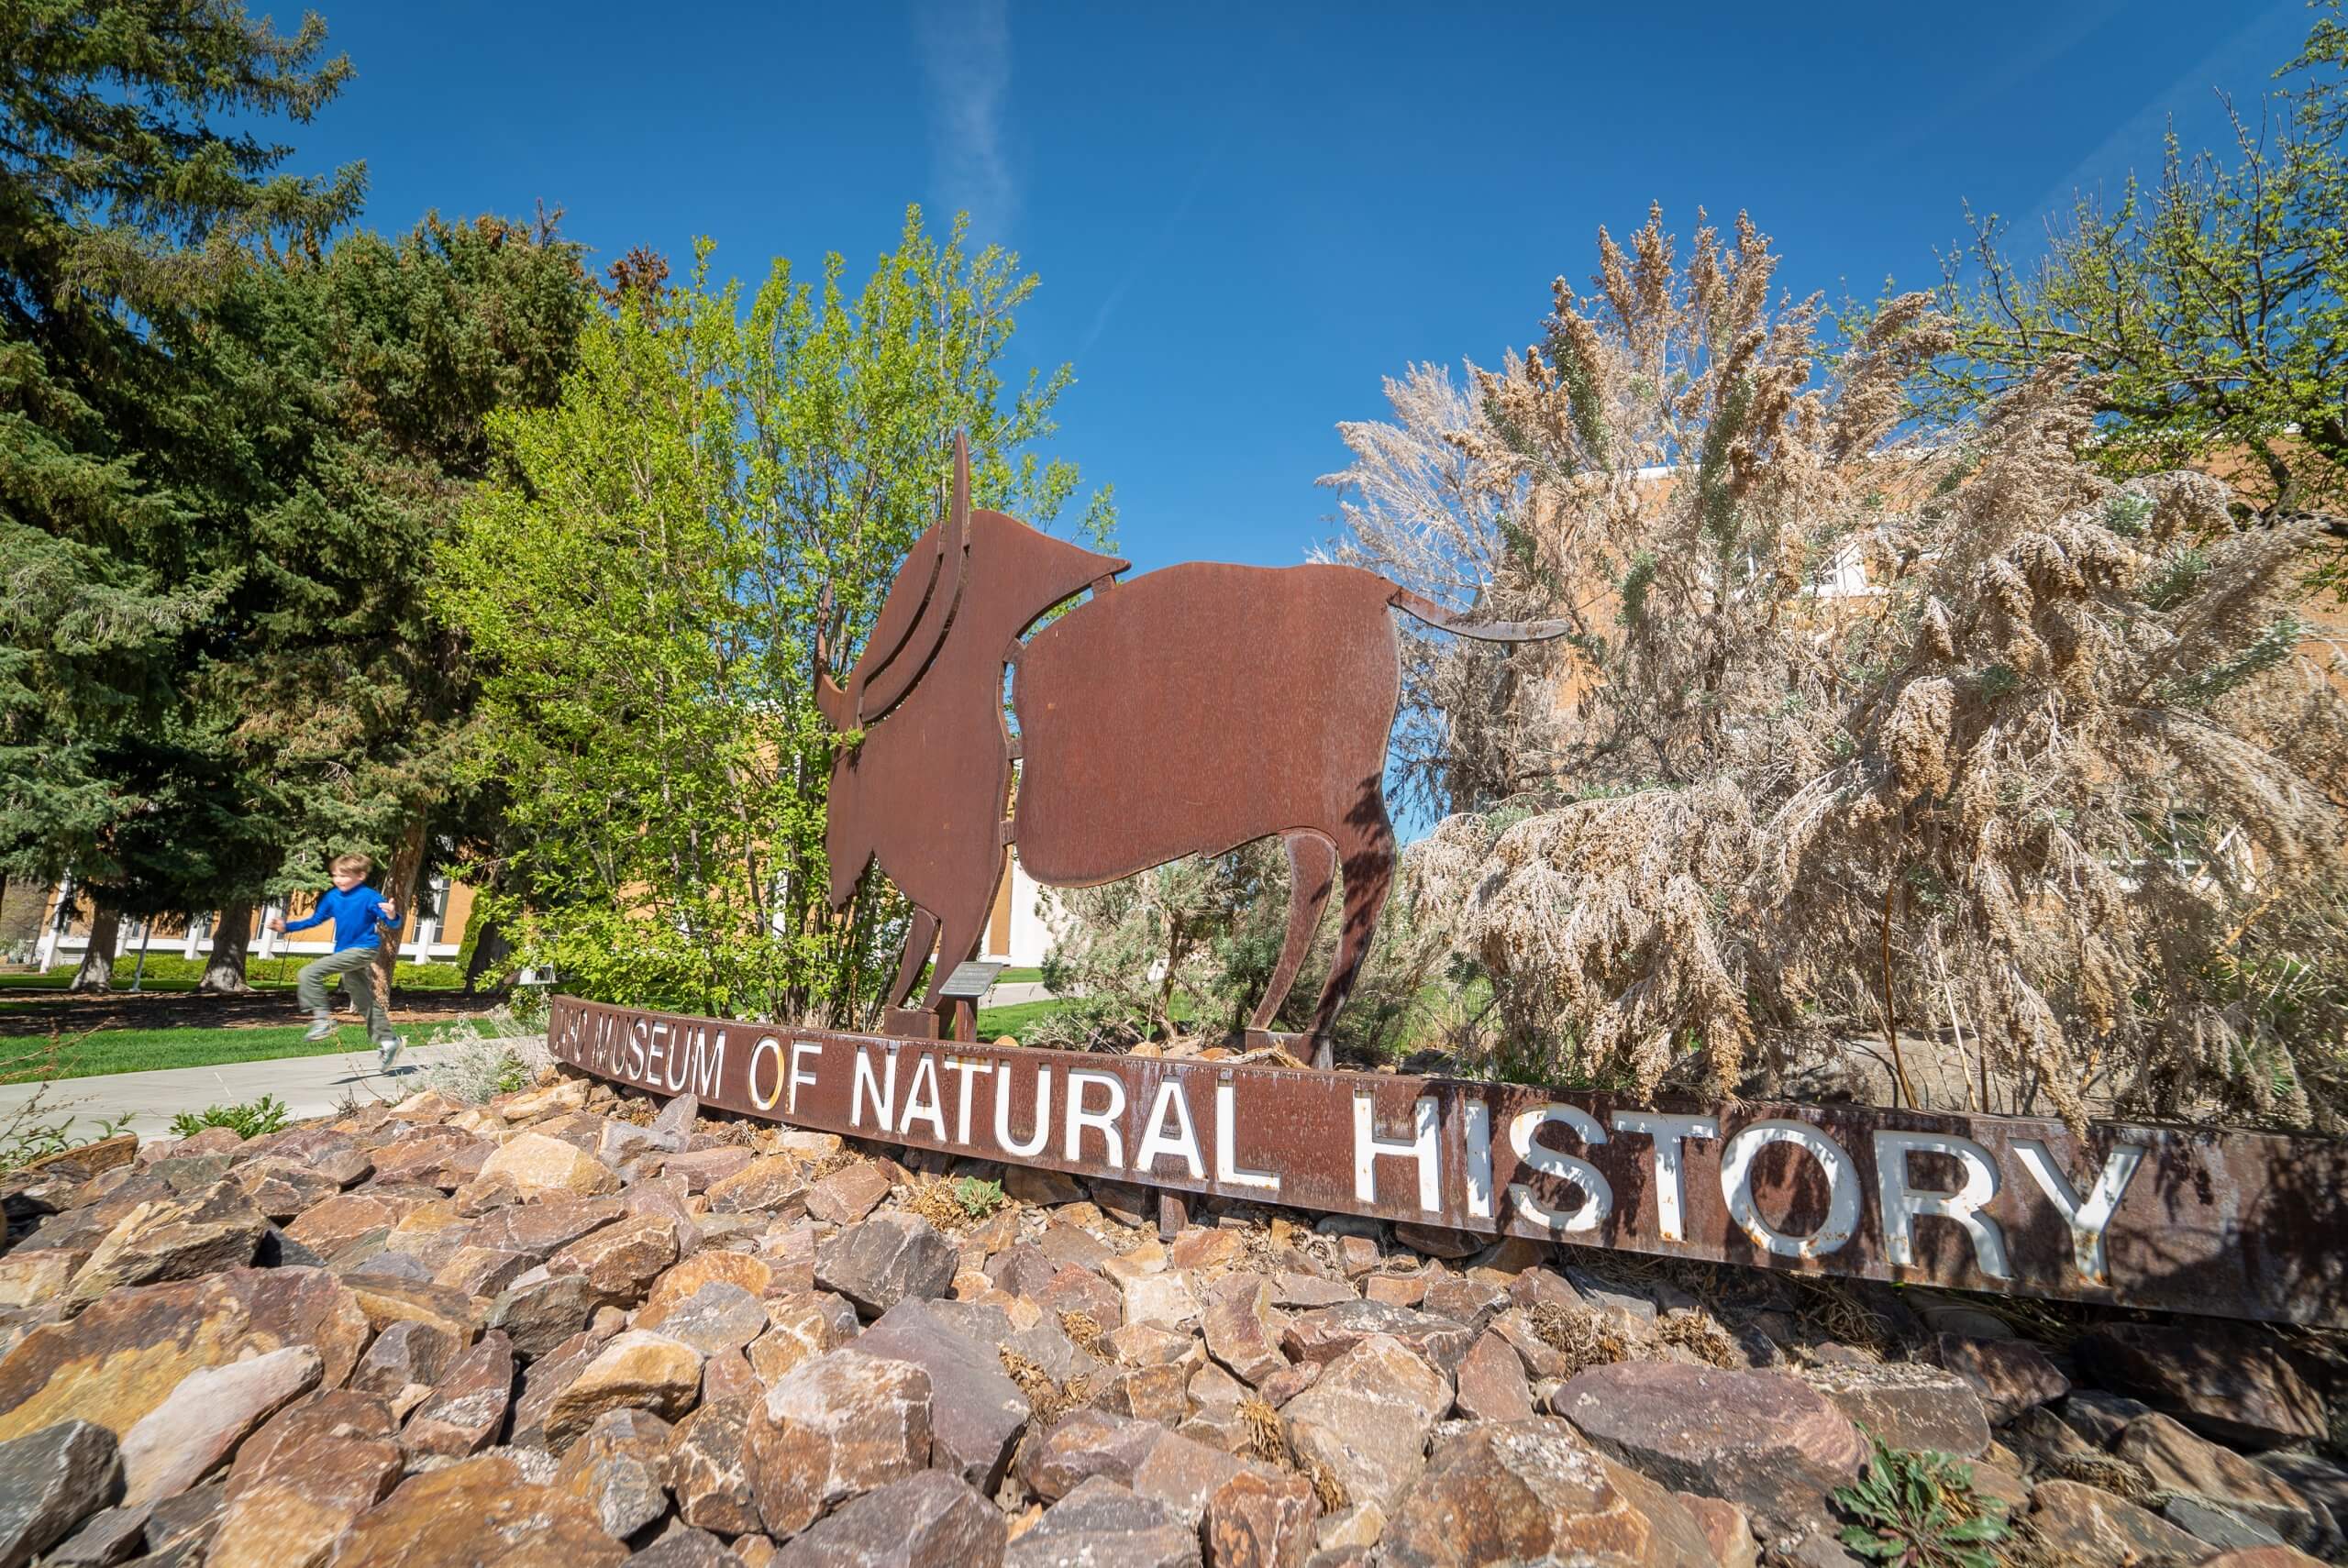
814, 432, 1127, 912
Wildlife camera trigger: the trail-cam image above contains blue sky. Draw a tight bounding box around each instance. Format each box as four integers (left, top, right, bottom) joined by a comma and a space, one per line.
298, 0, 2314, 572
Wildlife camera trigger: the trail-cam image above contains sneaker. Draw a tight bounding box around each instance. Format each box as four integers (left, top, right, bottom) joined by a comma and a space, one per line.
304, 1018, 337, 1043
376, 1037, 404, 1070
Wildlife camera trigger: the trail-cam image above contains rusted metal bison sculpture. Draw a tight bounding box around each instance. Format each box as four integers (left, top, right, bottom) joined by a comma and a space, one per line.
815, 435, 1567, 1066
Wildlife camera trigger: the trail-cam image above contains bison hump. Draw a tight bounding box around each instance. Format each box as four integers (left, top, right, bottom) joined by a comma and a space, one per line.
1011, 563, 1400, 885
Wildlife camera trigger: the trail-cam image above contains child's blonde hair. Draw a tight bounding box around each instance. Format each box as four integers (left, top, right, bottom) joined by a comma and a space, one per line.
332, 852, 373, 876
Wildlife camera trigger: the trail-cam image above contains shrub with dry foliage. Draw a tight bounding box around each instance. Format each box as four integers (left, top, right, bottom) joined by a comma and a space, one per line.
1327, 204, 2348, 1130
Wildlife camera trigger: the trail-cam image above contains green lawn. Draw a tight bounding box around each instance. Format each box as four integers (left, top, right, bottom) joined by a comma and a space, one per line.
993, 966, 1044, 985
974, 998, 1071, 1039
8, 1022, 416, 1082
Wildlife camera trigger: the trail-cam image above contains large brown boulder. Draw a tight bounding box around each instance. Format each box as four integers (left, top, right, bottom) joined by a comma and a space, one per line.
747, 1348, 934, 1537
64, 1181, 269, 1309
1380, 1419, 1701, 1568
117, 1344, 320, 1507
1279, 1334, 1453, 1516
2073, 1324, 2326, 1448
0, 1267, 366, 1441
1552, 1363, 1864, 1564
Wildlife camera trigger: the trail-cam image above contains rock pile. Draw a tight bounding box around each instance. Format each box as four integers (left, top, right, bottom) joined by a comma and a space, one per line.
0, 1069, 2339, 1566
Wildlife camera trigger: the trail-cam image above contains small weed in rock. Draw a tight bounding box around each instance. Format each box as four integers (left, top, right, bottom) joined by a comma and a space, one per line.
955, 1176, 1005, 1219
1833, 1435, 2009, 1568
168, 1094, 288, 1140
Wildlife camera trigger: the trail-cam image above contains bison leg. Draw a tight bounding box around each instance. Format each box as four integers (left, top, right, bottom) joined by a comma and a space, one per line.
1306, 801, 1399, 1069
1251, 832, 1337, 1032
889, 907, 940, 1010
919, 904, 992, 1012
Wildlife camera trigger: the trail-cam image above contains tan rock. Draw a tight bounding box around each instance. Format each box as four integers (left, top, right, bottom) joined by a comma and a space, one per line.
1120, 1270, 1202, 1332
2029, 1478, 2212, 1567
1168, 1228, 1245, 1273
283, 1190, 420, 1253
0, 1252, 72, 1311
705, 1155, 808, 1215
1207, 1465, 1323, 1568
1379, 1419, 1678, 1568
548, 1211, 680, 1307
544, 1330, 704, 1452
480, 1132, 622, 1199
0, 1266, 366, 1441
743, 1307, 834, 1389
645, 1250, 775, 1314
118, 1344, 322, 1507
804, 1162, 891, 1224
209, 1430, 401, 1568
330, 1452, 626, 1567
344, 1277, 481, 1343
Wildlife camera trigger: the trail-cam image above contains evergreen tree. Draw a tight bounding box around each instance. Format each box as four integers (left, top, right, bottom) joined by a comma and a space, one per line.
0, 0, 360, 984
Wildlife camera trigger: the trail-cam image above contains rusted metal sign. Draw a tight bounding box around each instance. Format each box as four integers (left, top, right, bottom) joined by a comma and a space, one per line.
548, 995, 2348, 1328
811, 433, 1569, 1063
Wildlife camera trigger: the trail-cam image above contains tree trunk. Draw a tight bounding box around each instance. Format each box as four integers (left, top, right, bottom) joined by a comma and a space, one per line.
461, 918, 511, 994
374, 816, 429, 1001
70, 902, 119, 992
198, 900, 255, 993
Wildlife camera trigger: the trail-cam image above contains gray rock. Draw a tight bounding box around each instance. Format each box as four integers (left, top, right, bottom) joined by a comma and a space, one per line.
625, 1527, 743, 1568
0, 1420, 122, 1568
2162, 1496, 2287, 1551
814, 1212, 957, 1316
853, 1297, 1030, 1490
647, 1092, 699, 1154
1004, 1476, 1199, 1568
40, 1504, 150, 1567
773, 1468, 1006, 1566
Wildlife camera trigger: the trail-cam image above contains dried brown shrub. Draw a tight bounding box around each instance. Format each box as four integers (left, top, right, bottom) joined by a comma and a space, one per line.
1058, 1309, 1105, 1357
1527, 1302, 1637, 1375
1328, 204, 2348, 1130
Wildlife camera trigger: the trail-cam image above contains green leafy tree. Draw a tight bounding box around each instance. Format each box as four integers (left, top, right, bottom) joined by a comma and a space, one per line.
437, 210, 1112, 1024
1933, 4, 2348, 536
0, 1, 359, 981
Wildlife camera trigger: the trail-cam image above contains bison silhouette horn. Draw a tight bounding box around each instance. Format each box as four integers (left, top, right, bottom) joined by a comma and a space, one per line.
814, 432, 1569, 1066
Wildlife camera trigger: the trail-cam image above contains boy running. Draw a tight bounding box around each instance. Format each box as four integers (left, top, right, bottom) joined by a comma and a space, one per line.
269, 853, 404, 1069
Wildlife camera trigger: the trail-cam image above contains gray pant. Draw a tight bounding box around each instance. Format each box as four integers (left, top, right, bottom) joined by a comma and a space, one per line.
297, 946, 392, 1042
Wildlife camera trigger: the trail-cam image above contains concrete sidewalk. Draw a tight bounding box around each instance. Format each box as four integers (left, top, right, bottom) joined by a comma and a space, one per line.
0, 1039, 540, 1143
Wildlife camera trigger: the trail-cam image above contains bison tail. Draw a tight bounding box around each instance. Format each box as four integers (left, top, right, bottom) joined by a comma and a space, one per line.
1386, 584, 1571, 643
